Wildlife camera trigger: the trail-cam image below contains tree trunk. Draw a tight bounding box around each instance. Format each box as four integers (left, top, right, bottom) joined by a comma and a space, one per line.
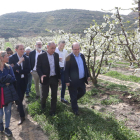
91, 77, 98, 86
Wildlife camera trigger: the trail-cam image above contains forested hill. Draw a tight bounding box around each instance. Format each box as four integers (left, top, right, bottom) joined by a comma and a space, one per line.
0, 9, 137, 39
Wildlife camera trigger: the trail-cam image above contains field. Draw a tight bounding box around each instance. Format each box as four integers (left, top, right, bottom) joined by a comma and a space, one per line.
1, 61, 140, 140
26, 61, 140, 140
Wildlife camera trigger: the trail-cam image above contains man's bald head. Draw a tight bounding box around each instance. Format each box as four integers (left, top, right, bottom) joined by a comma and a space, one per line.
72, 42, 81, 56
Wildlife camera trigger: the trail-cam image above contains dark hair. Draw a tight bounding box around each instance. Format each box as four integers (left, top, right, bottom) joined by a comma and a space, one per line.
6, 47, 12, 52
6, 47, 13, 55
15, 44, 24, 50
59, 40, 65, 44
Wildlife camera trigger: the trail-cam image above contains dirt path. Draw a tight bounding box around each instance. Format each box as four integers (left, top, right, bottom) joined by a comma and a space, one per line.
0, 101, 48, 140
98, 74, 140, 91
96, 72, 140, 134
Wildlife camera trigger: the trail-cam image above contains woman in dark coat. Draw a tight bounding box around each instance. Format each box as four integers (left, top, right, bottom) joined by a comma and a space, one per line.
0, 51, 16, 137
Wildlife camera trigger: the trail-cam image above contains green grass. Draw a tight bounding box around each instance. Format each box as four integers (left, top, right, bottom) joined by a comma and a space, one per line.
115, 61, 130, 65
4, 42, 13, 50
104, 71, 140, 83
101, 95, 122, 105
26, 82, 140, 140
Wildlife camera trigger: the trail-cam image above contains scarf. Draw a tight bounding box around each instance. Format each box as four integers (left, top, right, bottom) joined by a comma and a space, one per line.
0, 87, 5, 108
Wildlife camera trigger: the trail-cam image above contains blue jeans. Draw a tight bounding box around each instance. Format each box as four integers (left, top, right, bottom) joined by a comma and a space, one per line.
60, 68, 66, 99
26, 73, 32, 94
0, 102, 12, 129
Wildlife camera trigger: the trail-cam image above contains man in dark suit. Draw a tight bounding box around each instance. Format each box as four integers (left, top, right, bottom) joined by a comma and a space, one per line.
29, 41, 45, 99
9, 44, 30, 125
65, 42, 90, 115
37, 41, 60, 116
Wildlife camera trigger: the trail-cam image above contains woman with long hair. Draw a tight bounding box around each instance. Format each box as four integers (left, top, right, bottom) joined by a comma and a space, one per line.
0, 51, 16, 137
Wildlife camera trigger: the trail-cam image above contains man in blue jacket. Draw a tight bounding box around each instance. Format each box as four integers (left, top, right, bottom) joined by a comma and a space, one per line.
65, 42, 90, 115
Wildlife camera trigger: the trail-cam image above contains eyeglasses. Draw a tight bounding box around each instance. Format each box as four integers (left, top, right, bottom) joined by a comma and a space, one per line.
7, 53, 12, 55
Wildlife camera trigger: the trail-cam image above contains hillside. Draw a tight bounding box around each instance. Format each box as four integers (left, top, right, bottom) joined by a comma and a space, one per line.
0, 9, 137, 39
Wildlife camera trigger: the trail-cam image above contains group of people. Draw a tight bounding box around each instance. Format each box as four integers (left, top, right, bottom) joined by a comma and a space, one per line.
0, 40, 90, 137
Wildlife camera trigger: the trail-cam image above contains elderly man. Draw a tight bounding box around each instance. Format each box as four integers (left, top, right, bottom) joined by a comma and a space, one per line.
55, 40, 68, 103
37, 41, 60, 116
25, 47, 32, 97
29, 41, 45, 99
65, 42, 90, 115
9, 44, 30, 124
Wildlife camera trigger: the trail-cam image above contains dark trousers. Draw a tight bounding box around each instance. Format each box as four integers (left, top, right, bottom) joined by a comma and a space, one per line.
60, 68, 66, 99
41, 76, 58, 113
68, 79, 86, 112
26, 73, 32, 94
16, 78, 26, 118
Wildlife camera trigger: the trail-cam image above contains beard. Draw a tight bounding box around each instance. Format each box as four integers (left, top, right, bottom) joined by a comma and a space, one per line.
37, 47, 42, 51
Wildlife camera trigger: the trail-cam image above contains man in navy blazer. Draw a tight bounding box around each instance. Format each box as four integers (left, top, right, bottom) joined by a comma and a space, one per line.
9, 44, 30, 125
65, 42, 90, 115
29, 41, 45, 99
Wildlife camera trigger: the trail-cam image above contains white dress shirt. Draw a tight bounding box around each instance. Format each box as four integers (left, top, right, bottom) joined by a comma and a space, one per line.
55, 47, 68, 68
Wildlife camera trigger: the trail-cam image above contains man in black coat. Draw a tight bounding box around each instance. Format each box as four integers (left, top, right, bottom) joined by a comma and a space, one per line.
65, 42, 90, 115
29, 41, 45, 99
9, 44, 30, 125
37, 41, 60, 116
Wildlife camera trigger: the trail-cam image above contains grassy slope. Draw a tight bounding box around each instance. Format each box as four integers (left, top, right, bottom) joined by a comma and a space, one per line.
104, 71, 140, 83
27, 81, 140, 140
0, 9, 135, 38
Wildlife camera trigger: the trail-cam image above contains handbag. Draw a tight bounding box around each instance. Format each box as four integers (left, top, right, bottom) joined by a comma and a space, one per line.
3, 84, 19, 105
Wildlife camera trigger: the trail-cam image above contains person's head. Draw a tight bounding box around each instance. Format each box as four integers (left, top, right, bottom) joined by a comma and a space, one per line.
58, 40, 65, 51
47, 41, 56, 55
25, 47, 32, 56
36, 41, 42, 51
72, 42, 81, 56
15, 45, 25, 57
0, 51, 9, 67
6, 47, 13, 56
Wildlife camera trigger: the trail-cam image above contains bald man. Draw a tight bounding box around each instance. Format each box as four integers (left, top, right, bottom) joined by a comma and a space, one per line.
64, 42, 90, 115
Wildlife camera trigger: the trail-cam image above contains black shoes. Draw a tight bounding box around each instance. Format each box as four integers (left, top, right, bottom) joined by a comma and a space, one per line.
74, 111, 79, 116
18, 117, 25, 125
4, 128, 12, 137
61, 98, 69, 104
49, 112, 55, 116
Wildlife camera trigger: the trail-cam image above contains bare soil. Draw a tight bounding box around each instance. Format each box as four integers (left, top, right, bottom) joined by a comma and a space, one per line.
96, 66, 140, 134
0, 101, 48, 140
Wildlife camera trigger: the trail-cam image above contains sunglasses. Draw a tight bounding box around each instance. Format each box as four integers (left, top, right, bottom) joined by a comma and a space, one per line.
7, 53, 12, 55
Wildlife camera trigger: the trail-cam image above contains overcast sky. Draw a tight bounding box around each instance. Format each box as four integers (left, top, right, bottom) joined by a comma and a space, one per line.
0, 0, 136, 16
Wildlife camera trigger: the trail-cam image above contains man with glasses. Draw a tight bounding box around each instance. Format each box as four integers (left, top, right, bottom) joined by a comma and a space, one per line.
29, 41, 45, 99
64, 42, 90, 115
9, 44, 30, 125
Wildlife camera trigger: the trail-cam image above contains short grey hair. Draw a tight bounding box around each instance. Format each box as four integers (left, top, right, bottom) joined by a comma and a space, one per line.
36, 41, 42, 45
25, 47, 32, 51
58, 40, 65, 44
47, 41, 56, 46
